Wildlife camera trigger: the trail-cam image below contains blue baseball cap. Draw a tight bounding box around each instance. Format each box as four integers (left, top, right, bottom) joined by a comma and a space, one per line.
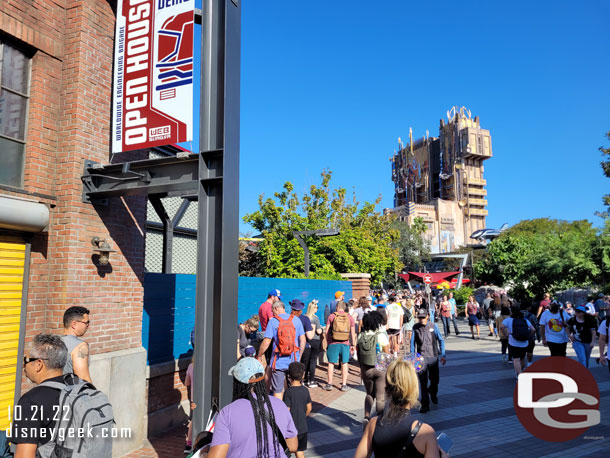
575, 305, 586, 313
268, 289, 281, 299
228, 357, 264, 384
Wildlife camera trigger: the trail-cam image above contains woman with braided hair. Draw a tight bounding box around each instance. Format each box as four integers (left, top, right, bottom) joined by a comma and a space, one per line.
208, 357, 298, 458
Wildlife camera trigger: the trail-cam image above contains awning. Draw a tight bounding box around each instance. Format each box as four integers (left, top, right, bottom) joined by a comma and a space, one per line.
398, 271, 470, 286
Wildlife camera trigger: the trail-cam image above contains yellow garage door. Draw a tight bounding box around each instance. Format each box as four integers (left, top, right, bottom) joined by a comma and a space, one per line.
0, 237, 26, 431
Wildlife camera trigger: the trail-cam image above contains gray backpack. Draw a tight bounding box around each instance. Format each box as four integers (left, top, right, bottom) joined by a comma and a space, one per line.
36, 375, 113, 458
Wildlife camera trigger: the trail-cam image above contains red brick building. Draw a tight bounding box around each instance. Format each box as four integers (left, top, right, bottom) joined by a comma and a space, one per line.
0, 1, 152, 455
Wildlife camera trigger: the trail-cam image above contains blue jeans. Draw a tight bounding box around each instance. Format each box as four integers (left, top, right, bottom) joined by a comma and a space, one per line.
572, 340, 592, 368
441, 316, 451, 336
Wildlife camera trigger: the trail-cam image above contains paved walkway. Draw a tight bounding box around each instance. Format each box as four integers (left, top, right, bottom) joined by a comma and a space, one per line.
123, 319, 610, 457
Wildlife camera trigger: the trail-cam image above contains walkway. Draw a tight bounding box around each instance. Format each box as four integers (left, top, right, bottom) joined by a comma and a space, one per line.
123, 319, 610, 457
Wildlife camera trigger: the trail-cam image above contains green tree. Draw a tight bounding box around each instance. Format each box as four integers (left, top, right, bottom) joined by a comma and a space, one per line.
474, 218, 599, 302
243, 170, 402, 284
391, 217, 430, 270
598, 131, 610, 218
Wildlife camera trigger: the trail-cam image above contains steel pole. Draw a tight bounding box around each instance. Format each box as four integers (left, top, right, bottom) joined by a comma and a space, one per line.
192, 0, 240, 436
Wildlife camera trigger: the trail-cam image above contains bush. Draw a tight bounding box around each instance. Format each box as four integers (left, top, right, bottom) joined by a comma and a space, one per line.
449, 286, 474, 305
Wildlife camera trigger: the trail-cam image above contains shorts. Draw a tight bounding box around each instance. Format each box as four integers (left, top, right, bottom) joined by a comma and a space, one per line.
508, 344, 527, 360
468, 314, 479, 326
297, 432, 308, 451
387, 328, 400, 336
327, 343, 350, 364
526, 339, 535, 354
271, 369, 287, 394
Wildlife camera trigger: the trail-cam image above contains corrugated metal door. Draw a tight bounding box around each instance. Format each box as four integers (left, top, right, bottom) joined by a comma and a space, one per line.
0, 237, 26, 431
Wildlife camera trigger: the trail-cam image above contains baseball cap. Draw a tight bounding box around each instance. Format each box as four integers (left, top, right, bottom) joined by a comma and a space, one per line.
289, 299, 305, 311
228, 357, 264, 384
268, 289, 281, 299
417, 308, 428, 319
575, 305, 586, 313
335, 291, 345, 299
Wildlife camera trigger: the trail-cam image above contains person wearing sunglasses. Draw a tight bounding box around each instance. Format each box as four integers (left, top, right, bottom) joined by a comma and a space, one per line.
62, 306, 92, 383
11, 334, 69, 458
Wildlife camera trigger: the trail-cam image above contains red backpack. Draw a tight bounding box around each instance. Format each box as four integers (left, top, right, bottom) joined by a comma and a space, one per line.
273, 315, 298, 369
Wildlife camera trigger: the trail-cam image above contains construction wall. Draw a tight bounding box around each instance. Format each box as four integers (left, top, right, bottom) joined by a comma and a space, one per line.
143, 274, 354, 436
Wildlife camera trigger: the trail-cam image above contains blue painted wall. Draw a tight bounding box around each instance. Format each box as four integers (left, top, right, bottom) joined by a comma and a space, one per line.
142, 274, 352, 364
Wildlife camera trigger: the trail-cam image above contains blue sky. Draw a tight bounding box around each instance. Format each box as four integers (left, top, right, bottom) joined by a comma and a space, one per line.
237, 1, 610, 234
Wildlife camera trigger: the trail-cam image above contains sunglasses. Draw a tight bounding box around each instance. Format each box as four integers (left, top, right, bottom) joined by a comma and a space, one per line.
76, 320, 90, 326
23, 356, 47, 365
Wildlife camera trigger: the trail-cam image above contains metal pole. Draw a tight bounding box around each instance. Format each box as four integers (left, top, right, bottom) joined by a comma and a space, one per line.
294, 233, 310, 277
192, 0, 240, 436
150, 196, 173, 274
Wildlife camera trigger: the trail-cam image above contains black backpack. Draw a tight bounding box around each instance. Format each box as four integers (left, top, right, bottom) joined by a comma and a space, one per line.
403, 306, 412, 323
512, 317, 530, 341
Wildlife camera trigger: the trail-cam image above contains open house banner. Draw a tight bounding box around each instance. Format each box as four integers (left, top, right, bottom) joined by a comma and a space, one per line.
112, 0, 194, 152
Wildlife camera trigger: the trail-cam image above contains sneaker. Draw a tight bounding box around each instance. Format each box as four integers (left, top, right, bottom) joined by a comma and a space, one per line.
184, 444, 192, 454
431, 395, 438, 405
340, 384, 349, 392
456, 332, 460, 336
323, 384, 332, 391
419, 406, 430, 413
502, 354, 508, 362
308, 382, 318, 388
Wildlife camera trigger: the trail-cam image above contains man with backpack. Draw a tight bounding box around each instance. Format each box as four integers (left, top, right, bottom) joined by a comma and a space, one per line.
257, 301, 306, 400
10, 334, 113, 458
410, 308, 446, 413
324, 301, 356, 392
521, 303, 539, 369
500, 306, 535, 378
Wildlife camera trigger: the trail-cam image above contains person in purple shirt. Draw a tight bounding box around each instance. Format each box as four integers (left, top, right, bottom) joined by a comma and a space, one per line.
208, 357, 298, 458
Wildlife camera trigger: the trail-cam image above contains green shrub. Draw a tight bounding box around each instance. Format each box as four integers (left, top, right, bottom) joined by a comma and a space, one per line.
449, 286, 474, 305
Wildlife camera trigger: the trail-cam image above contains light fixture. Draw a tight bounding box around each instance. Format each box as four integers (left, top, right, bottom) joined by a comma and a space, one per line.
91, 237, 116, 266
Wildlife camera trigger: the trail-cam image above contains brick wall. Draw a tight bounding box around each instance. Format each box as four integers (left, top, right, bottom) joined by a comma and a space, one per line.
1, 1, 147, 391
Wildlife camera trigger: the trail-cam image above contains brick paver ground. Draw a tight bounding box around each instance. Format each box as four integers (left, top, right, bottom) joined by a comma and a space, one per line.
123, 318, 610, 457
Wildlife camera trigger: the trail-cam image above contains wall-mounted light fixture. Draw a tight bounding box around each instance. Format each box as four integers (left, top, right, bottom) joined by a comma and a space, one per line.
91, 237, 116, 266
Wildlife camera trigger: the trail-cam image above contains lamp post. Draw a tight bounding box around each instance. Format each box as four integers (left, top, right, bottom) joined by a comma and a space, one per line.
293, 229, 339, 277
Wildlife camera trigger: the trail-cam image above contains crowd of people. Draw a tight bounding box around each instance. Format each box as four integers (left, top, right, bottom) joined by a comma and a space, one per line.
6, 287, 608, 458
198, 287, 610, 458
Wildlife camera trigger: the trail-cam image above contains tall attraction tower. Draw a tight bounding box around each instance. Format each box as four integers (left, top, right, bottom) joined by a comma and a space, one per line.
389, 106, 493, 253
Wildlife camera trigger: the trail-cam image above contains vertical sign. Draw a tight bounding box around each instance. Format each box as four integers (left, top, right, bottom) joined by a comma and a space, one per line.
112, 0, 194, 153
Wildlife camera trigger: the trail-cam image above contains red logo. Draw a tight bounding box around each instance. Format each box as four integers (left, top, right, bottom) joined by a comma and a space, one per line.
514, 357, 600, 441
423, 274, 432, 284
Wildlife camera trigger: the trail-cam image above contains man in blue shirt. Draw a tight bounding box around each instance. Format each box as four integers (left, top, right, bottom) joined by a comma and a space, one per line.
324, 291, 345, 324
257, 301, 306, 400
448, 291, 461, 335
411, 308, 446, 413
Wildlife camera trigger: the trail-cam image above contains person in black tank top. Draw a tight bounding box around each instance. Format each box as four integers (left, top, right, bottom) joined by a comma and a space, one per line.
354, 360, 447, 458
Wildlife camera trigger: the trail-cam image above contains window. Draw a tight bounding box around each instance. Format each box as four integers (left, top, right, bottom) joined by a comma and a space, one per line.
0, 41, 30, 188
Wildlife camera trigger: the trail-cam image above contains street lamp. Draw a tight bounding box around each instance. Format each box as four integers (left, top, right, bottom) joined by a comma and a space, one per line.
292, 229, 340, 277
